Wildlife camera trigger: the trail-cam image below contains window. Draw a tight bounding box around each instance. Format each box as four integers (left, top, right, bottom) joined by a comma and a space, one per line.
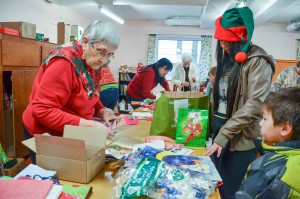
156, 36, 202, 80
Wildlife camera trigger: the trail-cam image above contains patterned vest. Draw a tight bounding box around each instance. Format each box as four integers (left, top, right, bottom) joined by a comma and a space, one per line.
41, 41, 101, 99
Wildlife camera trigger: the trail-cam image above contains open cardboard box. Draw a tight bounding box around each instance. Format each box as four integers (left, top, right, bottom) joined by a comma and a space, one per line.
22, 125, 113, 183
3, 158, 25, 177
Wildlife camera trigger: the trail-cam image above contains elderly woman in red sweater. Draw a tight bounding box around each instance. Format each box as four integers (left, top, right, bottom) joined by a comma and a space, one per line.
22, 20, 120, 164
126, 58, 173, 107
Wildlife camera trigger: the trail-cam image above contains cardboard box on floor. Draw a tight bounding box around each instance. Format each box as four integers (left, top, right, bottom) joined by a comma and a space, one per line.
22, 125, 109, 183
3, 158, 25, 177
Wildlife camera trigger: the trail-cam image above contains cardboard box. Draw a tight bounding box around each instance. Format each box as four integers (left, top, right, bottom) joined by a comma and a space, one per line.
22, 125, 108, 183
57, 22, 71, 45
71, 25, 84, 40
0, 21, 36, 39
3, 158, 25, 177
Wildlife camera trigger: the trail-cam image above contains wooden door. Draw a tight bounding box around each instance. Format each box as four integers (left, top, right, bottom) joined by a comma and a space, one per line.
41, 43, 57, 60
273, 59, 299, 82
11, 69, 39, 157
0, 68, 4, 149
1, 40, 40, 67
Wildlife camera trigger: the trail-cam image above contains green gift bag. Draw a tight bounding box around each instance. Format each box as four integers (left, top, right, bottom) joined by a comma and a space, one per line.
175, 108, 208, 147
150, 91, 209, 139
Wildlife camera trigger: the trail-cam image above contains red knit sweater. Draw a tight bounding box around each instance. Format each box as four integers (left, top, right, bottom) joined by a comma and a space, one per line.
126, 67, 170, 99
22, 58, 104, 137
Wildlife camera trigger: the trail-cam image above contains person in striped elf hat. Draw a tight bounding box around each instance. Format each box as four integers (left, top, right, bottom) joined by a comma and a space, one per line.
204, 7, 276, 199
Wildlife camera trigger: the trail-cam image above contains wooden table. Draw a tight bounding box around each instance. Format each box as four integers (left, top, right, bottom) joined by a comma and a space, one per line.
61, 120, 220, 199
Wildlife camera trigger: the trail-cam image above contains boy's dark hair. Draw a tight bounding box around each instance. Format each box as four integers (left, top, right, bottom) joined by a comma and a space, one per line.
263, 87, 300, 140
208, 66, 217, 76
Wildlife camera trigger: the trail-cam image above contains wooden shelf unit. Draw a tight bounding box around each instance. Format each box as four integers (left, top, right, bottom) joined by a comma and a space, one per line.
0, 33, 57, 158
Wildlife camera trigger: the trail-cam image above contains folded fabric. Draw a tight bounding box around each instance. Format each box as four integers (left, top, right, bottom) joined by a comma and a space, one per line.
0, 179, 53, 199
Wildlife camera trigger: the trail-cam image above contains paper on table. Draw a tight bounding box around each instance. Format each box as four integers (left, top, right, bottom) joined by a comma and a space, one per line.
167, 147, 194, 155
14, 164, 56, 180
132, 140, 165, 152
132, 111, 153, 117
46, 184, 63, 199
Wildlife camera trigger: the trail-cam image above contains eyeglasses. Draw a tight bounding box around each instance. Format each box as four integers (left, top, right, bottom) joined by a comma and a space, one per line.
162, 67, 170, 73
91, 43, 114, 59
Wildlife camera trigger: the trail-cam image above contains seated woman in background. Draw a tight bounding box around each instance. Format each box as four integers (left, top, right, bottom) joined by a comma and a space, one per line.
99, 66, 119, 110
126, 58, 173, 108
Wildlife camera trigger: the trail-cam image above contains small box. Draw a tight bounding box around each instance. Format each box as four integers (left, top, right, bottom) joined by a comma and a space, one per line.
0, 27, 20, 36
36, 33, 44, 41
3, 158, 25, 177
0, 22, 36, 39
71, 25, 84, 40
22, 125, 109, 183
57, 22, 71, 45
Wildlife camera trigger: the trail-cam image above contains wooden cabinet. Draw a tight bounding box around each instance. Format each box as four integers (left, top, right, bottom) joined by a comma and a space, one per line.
0, 34, 57, 158
273, 59, 299, 82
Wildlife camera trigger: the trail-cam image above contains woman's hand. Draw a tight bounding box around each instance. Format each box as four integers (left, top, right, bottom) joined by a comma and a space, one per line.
183, 82, 190, 87
204, 142, 223, 157
97, 108, 117, 126
79, 118, 114, 137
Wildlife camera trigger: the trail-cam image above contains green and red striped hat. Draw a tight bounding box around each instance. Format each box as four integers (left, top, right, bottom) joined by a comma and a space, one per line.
214, 7, 254, 63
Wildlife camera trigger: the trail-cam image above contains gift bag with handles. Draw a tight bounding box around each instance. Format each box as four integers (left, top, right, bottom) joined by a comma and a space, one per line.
150, 91, 209, 139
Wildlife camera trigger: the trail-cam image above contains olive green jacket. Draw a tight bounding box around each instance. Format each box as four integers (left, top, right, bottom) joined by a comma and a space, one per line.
214, 45, 275, 151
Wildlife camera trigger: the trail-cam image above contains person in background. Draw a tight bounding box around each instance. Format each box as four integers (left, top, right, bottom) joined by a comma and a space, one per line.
270, 61, 300, 92
172, 53, 199, 91
99, 66, 119, 110
205, 66, 217, 98
204, 7, 275, 199
235, 87, 300, 198
126, 58, 172, 108
22, 20, 120, 164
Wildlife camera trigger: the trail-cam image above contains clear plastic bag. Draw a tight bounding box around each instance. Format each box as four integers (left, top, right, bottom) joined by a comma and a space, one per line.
112, 150, 218, 199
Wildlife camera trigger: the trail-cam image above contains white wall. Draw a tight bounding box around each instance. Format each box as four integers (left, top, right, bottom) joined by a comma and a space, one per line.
0, 0, 91, 43
1, 0, 299, 78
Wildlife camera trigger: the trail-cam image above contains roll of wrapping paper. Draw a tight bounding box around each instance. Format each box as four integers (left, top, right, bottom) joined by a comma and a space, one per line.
0, 143, 8, 164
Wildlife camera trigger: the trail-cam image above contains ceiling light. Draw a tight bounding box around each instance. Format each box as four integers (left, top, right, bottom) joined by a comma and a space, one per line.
99, 5, 124, 24
164, 16, 201, 26
236, 0, 247, 8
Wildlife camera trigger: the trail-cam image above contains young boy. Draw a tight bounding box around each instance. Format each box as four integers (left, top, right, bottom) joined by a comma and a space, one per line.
205, 66, 217, 98
235, 87, 300, 198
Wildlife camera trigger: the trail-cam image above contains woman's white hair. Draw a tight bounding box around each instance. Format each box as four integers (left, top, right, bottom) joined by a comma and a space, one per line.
182, 52, 193, 62
78, 20, 120, 50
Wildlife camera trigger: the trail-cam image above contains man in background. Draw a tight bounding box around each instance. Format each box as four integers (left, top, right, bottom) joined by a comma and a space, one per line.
271, 61, 300, 92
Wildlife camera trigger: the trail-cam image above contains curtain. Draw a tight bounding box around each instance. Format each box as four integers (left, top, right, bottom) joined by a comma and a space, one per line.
198, 35, 212, 82
147, 34, 156, 64
297, 39, 300, 59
